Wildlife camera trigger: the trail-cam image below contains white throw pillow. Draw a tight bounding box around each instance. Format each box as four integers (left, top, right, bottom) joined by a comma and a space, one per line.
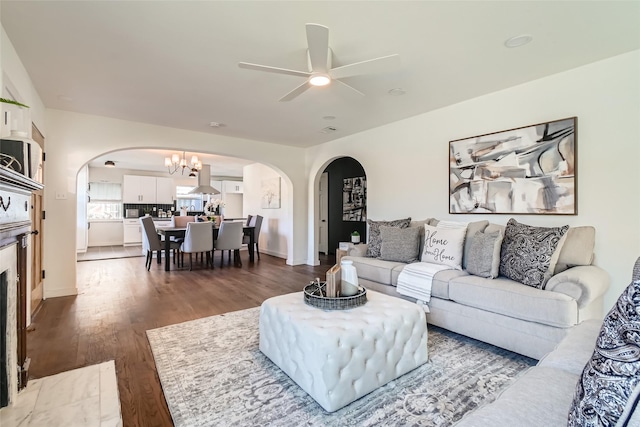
421, 224, 467, 269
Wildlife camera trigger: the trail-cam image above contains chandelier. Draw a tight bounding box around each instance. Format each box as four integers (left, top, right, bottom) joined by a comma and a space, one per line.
164, 151, 203, 176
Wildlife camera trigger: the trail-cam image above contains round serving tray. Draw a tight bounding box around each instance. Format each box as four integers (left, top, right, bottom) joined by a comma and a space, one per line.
303, 282, 367, 310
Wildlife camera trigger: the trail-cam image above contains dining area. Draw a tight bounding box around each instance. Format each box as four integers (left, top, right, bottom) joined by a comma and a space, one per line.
140, 215, 263, 271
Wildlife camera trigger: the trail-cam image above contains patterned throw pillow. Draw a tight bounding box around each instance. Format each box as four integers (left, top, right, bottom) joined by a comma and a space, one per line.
421, 224, 467, 269
465, 230, 503, 278
499, 218, 569, 289
568, 280, 640, 426
379, 225, 421, 263
366, 217, 411, 258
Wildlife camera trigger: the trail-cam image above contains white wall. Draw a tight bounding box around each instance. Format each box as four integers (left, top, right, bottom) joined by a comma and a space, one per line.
76, 166, 88, 252
307, 50, 640, 312
1, 28, 46, 132
243, 163, 291, 260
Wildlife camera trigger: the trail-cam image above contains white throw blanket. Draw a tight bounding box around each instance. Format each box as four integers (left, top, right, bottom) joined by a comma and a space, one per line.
397, 262, 452, 304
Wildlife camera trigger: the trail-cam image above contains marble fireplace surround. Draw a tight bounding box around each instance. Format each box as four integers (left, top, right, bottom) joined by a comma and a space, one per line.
0, 167, 42, 409
1, 242, 18, 407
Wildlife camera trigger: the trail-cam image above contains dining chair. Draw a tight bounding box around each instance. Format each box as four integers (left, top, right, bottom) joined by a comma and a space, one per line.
140, 216, 181, 271
243, 215, 263, 260
246, 214, 253, 226
180, 221, 214, 270
214, 221, 244, 267
174, 215, 196, 227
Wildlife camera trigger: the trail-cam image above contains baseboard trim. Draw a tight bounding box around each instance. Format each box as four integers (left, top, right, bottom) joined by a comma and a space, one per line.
44, 287, 78, 299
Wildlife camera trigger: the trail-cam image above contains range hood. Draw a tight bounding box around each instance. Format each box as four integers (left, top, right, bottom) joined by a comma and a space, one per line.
188, 164, 220, 195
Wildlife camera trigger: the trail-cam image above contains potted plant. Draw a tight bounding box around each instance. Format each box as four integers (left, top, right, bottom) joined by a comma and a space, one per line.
351, 231, 360, 244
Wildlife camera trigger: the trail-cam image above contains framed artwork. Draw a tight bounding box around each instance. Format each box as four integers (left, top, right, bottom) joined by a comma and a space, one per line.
261, 177, 281, 209
449, 117, 576, 215
343, 176, 366, 221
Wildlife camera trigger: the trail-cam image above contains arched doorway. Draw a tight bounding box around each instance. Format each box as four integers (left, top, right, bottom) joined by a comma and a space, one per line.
320, 157, 367, 257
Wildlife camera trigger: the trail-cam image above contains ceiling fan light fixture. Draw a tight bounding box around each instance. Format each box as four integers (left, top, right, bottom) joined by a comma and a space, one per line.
309, 74, 331, 86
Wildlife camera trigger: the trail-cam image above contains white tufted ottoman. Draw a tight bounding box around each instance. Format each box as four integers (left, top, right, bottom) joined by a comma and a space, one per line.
259, 290, 428, 412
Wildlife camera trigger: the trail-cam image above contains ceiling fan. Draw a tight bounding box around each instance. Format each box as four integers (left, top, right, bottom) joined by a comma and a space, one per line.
238, 23, 401, 102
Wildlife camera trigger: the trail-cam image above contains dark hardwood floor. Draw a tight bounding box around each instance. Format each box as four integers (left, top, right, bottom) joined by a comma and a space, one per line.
27, 252, 334, 426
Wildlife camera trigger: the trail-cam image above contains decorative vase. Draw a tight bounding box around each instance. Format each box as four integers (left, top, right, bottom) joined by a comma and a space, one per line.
351, 234, 360, 244
340, 260, 360, 296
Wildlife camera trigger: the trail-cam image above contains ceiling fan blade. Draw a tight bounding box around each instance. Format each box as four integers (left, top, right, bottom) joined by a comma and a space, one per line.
279, 81, 312, 102
329, 54, 401, 80
306, 23, 330, 72
334, 79, 365, 97
238, 62, 311, 78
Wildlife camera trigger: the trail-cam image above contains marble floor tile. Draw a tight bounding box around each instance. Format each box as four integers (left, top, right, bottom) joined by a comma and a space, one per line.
99, 361, 120, 423
0, 361, 121, 427
0, 379, 42, 426
34, 364, 100, 412
29, 395, 101, 427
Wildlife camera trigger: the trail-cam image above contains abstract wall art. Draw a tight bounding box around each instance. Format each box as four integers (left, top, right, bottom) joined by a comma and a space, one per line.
449, 117, 576, 215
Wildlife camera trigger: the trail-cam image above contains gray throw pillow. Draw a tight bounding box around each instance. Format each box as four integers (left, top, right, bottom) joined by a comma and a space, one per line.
466, 230, 503, 278
462, 220, 489, 270
366, 217, 411, 258
568, 280, 640, 427
499, 218, 569, 289
379, 225, 421, 263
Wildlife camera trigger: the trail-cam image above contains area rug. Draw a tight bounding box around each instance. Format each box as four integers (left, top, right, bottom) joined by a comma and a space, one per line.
147, 307, 535, 427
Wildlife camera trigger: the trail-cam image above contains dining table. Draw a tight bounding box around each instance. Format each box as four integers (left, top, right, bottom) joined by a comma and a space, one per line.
157, 224, 256, 271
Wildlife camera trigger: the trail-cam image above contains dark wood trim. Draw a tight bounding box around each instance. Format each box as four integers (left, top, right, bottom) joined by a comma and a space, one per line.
16, 233, 28, 388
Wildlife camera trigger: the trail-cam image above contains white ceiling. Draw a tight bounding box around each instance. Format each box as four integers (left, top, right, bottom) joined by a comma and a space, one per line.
88, 149, 254, 178
2, 1, 639, 176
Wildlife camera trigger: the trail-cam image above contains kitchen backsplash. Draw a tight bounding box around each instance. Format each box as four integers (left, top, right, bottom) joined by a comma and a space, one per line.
123, 203, 175, 217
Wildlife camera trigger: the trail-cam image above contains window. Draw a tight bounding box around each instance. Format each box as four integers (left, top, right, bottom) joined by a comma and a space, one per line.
88, 182, 122, 220
175, 186, 203, 210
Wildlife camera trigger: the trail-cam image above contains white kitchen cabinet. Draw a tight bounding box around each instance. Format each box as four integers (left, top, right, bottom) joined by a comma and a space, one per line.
155, 177, 174, 204
223, 180, 243, 194
123, 218, 142, 245
89, 221, 124, 247
124, 175, 156, 203
124, 175, 173, 203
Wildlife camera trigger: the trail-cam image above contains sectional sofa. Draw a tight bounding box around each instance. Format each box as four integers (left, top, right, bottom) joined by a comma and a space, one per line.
454, 257, 640, 426
343, 218, 610, 359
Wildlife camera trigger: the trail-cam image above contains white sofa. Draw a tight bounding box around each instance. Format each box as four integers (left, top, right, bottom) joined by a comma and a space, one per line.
343, 219, 610, 359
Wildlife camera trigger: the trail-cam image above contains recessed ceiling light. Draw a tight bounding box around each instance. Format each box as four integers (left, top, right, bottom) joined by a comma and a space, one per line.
209, 122, 221, 127
504, 34, 533, 48
388, 88, 406, 96
323, 115, 336, 121
104, 160, 115, 168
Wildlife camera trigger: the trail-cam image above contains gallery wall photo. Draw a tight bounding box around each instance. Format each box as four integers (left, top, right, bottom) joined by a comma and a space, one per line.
261, 177, 281, 209
343, 177, 366, 221
449, 117, 576, 215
